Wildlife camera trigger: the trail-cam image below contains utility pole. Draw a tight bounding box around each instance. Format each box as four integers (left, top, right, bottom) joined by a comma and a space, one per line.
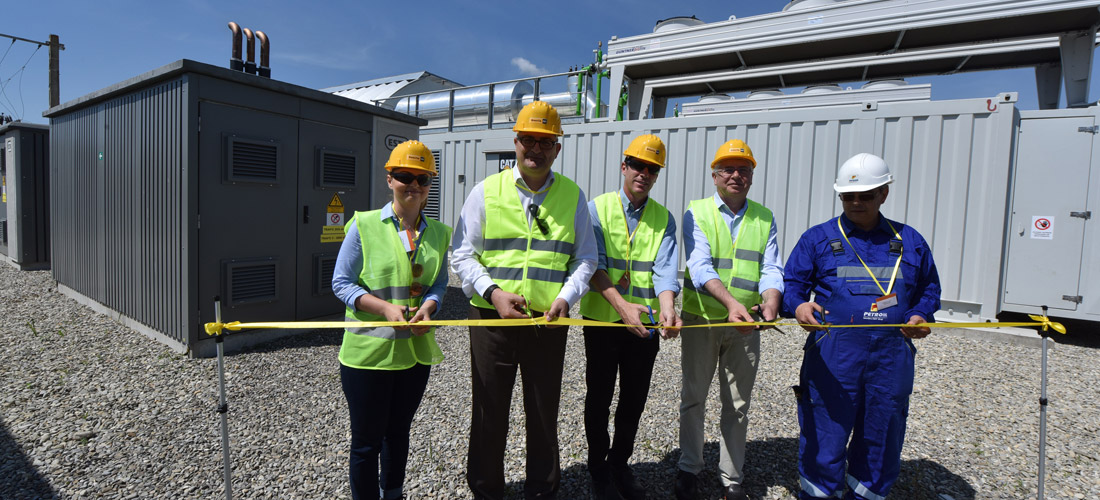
49, 35, 60, 108
0, 32, 65, 109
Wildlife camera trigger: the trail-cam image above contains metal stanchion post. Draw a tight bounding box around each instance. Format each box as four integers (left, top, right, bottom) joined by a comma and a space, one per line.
214, 297, 233, 500
1037, 305, 1050, 500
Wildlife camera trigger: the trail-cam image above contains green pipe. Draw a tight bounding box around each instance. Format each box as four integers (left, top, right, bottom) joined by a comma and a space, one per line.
595, 70, 610, 119
616, 86, 629, 121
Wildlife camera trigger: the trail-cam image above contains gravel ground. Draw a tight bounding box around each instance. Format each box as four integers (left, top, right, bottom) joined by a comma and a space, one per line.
2, 263, 1098, 499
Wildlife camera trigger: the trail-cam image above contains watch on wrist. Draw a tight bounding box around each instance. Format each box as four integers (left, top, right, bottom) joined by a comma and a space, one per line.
482, 284, 500, 303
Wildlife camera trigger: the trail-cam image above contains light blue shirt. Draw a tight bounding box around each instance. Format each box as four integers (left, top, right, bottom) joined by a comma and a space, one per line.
588, 189, 681, 296
332, 202, 448, 309
682, 193, 784, 294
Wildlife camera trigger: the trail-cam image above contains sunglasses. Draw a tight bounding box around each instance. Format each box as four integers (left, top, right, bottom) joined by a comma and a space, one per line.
391, 171, 432, 187
838, 191, 878, 202
527, 204, 550, 235
518, 136, 558, 150
625, 158, 661, 175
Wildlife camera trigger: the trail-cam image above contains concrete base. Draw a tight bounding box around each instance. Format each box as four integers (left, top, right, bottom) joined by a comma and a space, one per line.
58, 283, 189, 354
188, 324, 340, 359
932, 324, 1051, 349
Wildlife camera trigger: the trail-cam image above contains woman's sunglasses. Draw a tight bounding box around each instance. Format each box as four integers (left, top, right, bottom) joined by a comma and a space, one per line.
391, 171, 432, 187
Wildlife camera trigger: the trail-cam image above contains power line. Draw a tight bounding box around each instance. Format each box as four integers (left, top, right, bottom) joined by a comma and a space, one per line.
0, 44, 42, 120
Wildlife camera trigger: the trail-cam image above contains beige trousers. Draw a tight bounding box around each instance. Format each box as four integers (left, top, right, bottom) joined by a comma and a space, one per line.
677, 312, 761, 487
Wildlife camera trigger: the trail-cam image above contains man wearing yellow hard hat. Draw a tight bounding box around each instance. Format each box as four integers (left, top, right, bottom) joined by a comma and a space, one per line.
578, 134, 684, 500
450, 100, 597, 499
676, 139, 784, 500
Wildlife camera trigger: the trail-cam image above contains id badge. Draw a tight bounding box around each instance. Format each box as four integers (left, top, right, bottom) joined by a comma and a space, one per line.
874, 293, 898, 311
617, 273, 631, 289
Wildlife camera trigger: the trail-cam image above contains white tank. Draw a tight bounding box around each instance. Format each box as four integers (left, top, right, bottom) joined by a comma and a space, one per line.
654, 16, 706, 33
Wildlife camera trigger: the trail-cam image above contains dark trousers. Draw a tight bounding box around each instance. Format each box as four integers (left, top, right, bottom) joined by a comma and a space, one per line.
582, 321, 660, 475
341, 362, 431, 500
467, 306, 569, 500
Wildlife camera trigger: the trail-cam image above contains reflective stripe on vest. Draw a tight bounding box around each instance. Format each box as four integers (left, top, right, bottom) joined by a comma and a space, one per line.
682, 198, 772, 320
580, 191, 668, 322
471, 170, 580, 312
338, 209, 450, 370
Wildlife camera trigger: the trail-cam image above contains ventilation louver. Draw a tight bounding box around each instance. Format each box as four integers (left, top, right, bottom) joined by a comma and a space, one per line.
227, 136, 279, 184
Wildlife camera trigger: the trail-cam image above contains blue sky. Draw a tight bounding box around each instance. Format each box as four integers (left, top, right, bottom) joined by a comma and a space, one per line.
4, 0, 1099, 124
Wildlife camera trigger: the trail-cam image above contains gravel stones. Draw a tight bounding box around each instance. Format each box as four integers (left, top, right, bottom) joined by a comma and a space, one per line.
1, 264, 1097, 499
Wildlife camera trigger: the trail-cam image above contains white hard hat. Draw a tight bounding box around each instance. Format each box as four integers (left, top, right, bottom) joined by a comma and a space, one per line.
834, 153, 893, 193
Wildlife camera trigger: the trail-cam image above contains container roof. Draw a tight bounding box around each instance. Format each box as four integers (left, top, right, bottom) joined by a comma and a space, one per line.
43, 59, 426, 125
606, 0, 1100, 98
322, 71, 463, 106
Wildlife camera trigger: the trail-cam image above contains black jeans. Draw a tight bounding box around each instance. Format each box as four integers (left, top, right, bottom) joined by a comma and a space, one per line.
582, 321, 660, 474
341, 362, 431, 500
467, 306, 569, 500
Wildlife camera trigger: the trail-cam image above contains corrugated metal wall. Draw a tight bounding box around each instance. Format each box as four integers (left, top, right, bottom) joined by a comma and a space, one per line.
423, 94, 1019, 320
50, 78, 187, 343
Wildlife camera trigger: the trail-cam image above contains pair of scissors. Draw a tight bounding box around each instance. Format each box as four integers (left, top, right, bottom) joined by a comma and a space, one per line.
646, 305, 657, 339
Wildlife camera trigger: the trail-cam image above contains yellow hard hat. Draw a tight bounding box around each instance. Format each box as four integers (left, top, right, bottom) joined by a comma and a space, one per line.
711, 139, 756, 168
385, 140, 437, 175
623, 134, 666, 168
513, 100, 563, 136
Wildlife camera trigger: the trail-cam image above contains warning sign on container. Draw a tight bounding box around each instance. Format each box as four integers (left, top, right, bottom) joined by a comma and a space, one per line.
327, 193, 344, 213
1031, 216, 1054, 240
321, 226, 344, 243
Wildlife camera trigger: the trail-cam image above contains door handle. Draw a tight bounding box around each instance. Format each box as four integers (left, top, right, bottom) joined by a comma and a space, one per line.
303, 205, 310, 224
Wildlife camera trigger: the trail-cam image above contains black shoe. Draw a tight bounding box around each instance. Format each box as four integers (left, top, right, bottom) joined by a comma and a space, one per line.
724, 482, 748, 500
591, 471, 624, 500
673, 470, 698, 500
610, 464, 645, 500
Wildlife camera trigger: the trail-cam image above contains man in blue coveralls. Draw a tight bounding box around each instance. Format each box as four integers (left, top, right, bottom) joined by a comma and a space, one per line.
783, 153, 941, 500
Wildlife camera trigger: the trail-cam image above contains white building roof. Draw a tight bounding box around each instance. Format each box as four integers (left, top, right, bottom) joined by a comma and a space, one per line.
322, 71, 463, 107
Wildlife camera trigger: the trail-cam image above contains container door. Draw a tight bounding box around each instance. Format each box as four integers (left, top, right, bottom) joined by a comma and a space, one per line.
296, 120, 371, 319
198, 102, 299, 328
1003, 116, 1091, 312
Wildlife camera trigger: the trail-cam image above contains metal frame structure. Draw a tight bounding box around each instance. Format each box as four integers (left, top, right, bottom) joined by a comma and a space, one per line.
605, 0, 1100, 117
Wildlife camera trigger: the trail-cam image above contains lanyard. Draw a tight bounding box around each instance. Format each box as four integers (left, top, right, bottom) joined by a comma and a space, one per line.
391, 211, 426, 275
616, 194, 648, 261
837, 217, 902, 296
616, 194, 649, 296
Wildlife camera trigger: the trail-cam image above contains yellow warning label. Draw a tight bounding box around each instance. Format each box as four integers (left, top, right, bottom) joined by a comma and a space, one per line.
327, 193, 344, 213
321, 226, 344, 243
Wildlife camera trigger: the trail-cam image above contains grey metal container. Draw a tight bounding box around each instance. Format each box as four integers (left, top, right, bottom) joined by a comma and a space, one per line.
422, 91, 1098, 324
0, 122, 50, 270
44, 59, 425, 357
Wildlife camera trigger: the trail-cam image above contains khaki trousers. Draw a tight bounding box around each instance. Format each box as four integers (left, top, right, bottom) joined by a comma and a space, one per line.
677, 312, 761, 487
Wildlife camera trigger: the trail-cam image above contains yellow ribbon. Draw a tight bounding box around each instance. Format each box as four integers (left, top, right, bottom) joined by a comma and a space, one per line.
203, 315, 1066, 336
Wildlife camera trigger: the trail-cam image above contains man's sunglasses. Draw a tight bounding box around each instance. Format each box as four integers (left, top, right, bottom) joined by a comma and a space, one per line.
528, 204, 550, 235
518, 136, 558, 150
625, 158, 661, 175
391, 171, 432, 187
838, 191, 878, 202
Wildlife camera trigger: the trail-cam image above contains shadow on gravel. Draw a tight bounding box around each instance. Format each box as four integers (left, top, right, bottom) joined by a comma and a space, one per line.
0, 420, 57, 499
510, 438, 977, 499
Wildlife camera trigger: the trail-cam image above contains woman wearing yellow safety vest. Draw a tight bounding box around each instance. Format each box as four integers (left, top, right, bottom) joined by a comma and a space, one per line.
331, 140, 451, 500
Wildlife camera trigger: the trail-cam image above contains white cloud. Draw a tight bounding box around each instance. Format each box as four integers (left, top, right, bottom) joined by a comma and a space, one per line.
511, 57, 547, 76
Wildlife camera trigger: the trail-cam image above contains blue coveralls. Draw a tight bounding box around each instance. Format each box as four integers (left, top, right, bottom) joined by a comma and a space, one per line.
783, 214, 941, 500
